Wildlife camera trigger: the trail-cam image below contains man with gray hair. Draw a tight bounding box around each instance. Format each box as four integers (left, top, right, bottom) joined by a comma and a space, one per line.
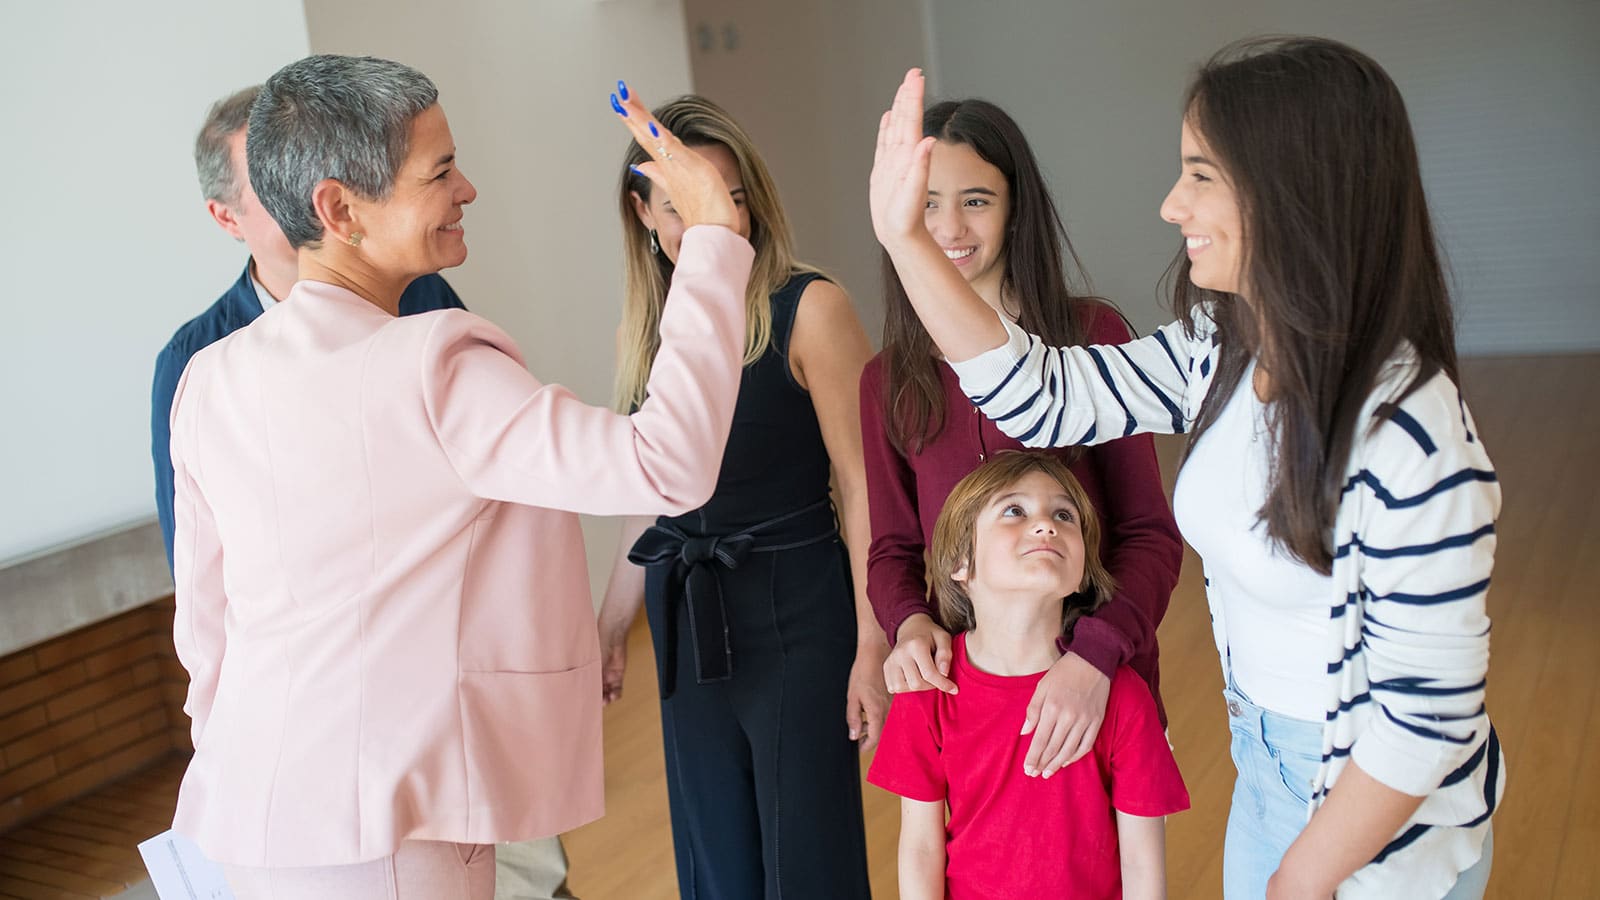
150, 84, 577, 900
151, 84, 466, 570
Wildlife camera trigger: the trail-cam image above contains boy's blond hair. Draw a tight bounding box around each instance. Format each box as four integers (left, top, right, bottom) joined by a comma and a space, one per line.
930, 452, 1117, 635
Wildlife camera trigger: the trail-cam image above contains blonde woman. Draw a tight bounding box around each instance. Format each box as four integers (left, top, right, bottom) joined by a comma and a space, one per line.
596, 94, 884, 900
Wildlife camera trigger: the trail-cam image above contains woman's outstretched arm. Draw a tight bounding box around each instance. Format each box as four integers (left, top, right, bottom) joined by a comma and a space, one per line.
424, 89, 755, 515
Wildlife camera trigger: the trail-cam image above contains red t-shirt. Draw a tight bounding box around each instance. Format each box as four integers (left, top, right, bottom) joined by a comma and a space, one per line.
868, 634, 1190, 899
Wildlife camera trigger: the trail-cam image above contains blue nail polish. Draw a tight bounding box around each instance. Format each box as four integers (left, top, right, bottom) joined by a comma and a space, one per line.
648, 122, 659, 138
617, 80, 629, 101
629, 164, 644, 176
610, 94, 627, 116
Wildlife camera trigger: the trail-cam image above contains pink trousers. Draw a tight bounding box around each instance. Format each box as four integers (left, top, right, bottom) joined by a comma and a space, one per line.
224, 841, 495, 900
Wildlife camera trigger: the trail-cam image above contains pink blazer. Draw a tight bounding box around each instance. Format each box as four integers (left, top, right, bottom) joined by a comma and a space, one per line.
168, 226, 754, 867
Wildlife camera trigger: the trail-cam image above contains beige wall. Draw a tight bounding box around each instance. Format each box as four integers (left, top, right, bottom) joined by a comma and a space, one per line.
302, 0, 695, 408
681, 0, 930, 345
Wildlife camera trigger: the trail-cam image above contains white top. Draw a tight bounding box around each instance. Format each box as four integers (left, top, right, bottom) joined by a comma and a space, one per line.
951, 312, 1503, 899
1173, 362, 1332, 720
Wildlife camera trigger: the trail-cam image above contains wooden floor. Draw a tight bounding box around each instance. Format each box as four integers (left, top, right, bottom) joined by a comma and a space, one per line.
0, 754, 184, 899
563, 353, 1600, 900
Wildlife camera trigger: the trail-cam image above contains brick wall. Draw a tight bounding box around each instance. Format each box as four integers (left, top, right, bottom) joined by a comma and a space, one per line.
0, 598, 190, 832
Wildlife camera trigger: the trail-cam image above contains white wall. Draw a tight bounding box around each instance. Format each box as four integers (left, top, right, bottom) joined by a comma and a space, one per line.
926, 0, 1600, 353
0, 1, 311, 564
302, 0, 697, 596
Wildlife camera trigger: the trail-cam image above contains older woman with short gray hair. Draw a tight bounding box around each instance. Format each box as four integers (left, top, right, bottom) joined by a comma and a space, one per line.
166, 54, 755, 899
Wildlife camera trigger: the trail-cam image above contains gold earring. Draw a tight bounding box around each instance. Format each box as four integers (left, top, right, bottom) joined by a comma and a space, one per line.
349, 232, 365, 247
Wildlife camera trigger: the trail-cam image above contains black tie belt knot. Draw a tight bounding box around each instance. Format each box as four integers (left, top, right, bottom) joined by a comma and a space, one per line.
677, 534, 752, 568
628, 499, 837, 699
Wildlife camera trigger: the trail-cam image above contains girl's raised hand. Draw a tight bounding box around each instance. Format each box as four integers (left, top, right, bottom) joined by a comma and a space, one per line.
610, 81, 739, 231
869, 68, 937, 250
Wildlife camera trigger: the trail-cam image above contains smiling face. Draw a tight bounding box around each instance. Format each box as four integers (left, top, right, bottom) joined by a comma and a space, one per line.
925, 139, 1011, 308
630, 141, 750, 264
1161, 119, 1246, 298
346, 104, 477, 279
954, 469, 1086, 604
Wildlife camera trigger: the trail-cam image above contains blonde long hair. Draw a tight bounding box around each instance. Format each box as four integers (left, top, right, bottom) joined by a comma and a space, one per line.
613, 95, 819, 411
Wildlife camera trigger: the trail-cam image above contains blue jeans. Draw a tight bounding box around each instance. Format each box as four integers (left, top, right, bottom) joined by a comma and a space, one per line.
1221, 681, 1493, 898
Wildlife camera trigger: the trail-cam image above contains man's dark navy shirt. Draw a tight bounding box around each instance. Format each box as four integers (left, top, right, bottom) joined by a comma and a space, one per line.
151, 264, 465, 570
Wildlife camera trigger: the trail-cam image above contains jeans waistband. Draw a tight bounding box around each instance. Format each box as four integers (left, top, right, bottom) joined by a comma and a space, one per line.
1223, 676, 1324, 754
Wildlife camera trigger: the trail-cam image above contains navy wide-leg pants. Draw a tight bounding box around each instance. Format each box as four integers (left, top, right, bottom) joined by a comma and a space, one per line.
645, 537, 872, 900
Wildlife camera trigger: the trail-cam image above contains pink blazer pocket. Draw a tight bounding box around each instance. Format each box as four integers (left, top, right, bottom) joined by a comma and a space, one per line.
456, 661, 605, 842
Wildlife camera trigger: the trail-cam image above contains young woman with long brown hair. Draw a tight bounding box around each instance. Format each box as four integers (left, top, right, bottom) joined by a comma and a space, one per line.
869, 38, 1502, 899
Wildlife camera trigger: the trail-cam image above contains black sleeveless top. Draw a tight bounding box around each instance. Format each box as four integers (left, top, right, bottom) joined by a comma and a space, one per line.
660, 271, 833, 536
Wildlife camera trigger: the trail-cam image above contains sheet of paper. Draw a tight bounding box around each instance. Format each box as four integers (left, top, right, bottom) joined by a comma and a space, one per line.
136, 829, 234, 900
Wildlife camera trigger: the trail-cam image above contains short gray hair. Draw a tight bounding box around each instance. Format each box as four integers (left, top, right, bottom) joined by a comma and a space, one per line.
194, 86, 259, 204
247, 55, 439, 249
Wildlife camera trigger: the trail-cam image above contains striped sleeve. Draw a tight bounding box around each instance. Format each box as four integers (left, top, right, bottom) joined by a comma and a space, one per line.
1345, 374, 1501, 797
947, 313, 1206, 448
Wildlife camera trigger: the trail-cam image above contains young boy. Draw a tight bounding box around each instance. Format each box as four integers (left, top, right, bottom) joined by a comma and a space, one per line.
869, 452, 1189, 899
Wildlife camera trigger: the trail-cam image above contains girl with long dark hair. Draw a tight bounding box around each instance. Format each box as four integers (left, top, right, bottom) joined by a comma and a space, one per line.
869, 38, 1502, 899
862, 99, 1182, 778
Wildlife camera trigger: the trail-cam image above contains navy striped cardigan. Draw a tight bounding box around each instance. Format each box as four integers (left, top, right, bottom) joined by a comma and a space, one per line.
949, 310, 1504, 898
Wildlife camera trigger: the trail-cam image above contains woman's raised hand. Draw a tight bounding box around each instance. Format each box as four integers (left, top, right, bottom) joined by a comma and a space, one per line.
610, 81, 739, 231
869, 68, 937, 250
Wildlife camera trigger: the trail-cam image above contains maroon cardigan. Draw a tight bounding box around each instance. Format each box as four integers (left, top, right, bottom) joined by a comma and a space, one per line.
859, 305, 1182, 722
